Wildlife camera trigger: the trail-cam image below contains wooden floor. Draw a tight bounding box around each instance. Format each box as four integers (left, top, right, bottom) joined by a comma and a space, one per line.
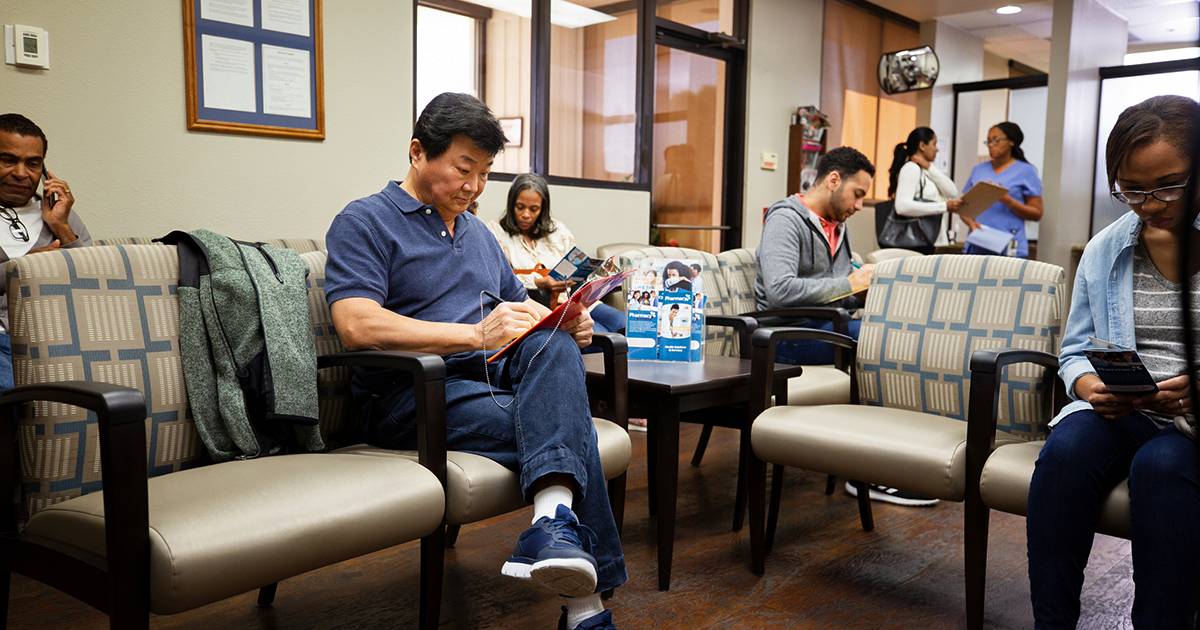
8, 423, 1136, 629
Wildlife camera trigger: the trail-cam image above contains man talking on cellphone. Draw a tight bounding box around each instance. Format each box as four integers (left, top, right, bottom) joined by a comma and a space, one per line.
0, 113, 93, 390
323, 93, 624, 630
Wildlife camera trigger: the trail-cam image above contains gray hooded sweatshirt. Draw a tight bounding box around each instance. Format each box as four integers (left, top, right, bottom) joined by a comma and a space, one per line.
754, 195, 858, 311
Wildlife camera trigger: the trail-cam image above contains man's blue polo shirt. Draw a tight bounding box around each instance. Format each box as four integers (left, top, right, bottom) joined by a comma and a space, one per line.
324, 181, 527, 373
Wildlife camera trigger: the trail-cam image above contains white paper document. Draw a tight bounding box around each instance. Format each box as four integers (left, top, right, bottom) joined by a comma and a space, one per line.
200, 0, 254, 27
201, 35, 257, 113
262, 44, 311, 118
262, 0, 311, 36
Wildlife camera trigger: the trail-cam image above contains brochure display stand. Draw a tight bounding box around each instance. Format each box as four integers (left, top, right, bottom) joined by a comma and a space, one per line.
625, 258, 707, 363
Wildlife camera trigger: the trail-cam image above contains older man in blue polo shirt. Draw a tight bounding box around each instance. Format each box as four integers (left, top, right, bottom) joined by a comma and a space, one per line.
323, 93, 623, 630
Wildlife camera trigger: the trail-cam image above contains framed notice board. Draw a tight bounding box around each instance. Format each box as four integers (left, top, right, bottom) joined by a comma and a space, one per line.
183, 0, 324, 140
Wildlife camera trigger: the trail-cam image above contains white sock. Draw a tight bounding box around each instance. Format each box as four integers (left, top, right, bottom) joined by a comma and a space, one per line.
532, 485, 573, 524
564, 593, 605, 628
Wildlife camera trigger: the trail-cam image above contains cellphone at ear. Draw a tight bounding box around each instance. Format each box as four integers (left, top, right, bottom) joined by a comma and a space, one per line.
43, 167, 58, 206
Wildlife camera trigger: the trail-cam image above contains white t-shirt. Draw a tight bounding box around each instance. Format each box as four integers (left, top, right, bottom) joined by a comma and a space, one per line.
0, 197, 44, 259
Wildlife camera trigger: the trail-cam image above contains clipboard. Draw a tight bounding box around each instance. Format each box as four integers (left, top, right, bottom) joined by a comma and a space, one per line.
486, 269, 635, 363
958, 182, 1008, 219
825, 287, 867, 304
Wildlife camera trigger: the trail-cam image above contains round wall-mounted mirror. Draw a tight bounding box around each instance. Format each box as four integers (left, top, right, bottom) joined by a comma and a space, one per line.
878, 45, 940, 95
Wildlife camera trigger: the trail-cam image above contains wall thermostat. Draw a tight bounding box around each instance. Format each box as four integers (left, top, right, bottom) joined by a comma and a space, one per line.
4, 24, 50, 69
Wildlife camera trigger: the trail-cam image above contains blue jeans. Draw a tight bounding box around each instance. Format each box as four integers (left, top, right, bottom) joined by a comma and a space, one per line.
590, 302, 625, 334
366, 329, 627, 593
774, 319, 862, 365
0, 332, 13, 391
1027, 409, 1200, 629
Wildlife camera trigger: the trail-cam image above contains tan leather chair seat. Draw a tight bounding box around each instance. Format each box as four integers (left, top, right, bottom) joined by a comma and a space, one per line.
23, 454, 445, 614
752, 404, 1021, 501
784, 366, 851, 406
980, 441, 1130, 539
338, 418, 630, 525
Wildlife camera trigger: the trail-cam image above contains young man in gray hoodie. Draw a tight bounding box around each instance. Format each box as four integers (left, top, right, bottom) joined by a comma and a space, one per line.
754, 146, 939, 508
754, 145, 876, 364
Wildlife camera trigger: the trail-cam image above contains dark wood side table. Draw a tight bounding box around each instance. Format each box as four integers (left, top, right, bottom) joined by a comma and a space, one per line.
583, 354, 803, 591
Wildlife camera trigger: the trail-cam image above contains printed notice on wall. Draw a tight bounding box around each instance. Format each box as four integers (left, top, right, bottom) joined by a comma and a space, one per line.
200, 35, 257, 113
262, 0, 311, 37
262, 44, 312, 118
200, 0, 254, 27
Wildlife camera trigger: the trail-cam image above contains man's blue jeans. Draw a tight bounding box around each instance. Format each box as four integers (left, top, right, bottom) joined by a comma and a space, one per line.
773, 319, 862, 365
1027, 409, 1200, 629
366, 329, 627, 593
0, 332, 13, 391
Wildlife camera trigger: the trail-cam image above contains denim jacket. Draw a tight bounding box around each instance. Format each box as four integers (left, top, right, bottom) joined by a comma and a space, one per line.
1054, 210, 1200, 425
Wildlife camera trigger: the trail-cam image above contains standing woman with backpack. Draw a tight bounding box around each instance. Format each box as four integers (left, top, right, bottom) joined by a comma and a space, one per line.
886, 126, 963, 253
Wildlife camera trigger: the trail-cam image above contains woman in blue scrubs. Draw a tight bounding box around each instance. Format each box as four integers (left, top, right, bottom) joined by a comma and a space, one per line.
962, 122, 1045, 257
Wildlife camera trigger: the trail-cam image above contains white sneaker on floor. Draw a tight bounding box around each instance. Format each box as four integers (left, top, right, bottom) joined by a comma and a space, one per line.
844, 481, 939, 507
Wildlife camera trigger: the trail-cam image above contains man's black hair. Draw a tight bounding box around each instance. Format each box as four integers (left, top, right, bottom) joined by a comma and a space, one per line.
412, 93, 506, 162
815, 146, 874, 184
0, 113, 48, 153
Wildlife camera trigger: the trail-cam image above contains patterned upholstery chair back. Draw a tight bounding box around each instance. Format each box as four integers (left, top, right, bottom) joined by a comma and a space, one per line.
619, 246, 735, 358
7, 245, 348, 520
716, 248, 757, 317
94, 237, 325, 254
855, 255, 1064, 440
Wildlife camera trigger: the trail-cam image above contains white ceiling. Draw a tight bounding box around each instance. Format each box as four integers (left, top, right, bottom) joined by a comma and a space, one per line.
871, 0, 1198, 72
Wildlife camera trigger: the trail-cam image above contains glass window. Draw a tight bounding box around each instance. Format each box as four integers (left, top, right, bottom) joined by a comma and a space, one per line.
415, 1, 532, 173
549, 3, 637, 182
652, 45, 726, 253
656, 0, 735, 35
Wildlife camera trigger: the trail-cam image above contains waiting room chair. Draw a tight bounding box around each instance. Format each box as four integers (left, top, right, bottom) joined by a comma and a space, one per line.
93, 237, 325, 253
1, 245, 447, 629
299, 251, 633, 550
745, 254, 1065, 630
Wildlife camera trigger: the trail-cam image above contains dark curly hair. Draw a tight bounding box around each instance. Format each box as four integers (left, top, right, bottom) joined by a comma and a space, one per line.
816, 146, 875, 185
1105, 95, 1199, 189
499, 172, 556, 239
0, 113, 48, 153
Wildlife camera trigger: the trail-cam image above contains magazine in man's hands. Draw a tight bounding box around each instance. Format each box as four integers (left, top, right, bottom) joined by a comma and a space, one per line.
485, 269, 635, 363
1083, 336, 1159, 394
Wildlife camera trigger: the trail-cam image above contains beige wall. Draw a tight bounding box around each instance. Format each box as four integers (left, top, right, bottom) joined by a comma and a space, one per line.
2, 0, 413, 242
741, 0, 824, 249
1040, 0, 1127, 272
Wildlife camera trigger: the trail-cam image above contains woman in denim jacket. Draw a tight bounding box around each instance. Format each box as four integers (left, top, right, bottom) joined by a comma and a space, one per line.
1028, 94, 1200, 628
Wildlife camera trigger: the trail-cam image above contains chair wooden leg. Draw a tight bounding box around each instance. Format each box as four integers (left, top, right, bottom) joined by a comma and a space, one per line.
608, 473, 627, 537
419, 528, 445, 630
765, 464, 785, 554
964, 494, 990, 630
691, 424, 714, 467
748, 453, 769, 576
1, 554, 10, 630
444, 524, 461, 549
257, 583, 278, 608
850, 480, 874, 532
732, 427, 751, 531
824, 474, 837, 496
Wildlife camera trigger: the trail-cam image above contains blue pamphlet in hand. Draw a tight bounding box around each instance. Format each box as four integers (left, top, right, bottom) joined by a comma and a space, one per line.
1083, 337, 1159, 394
549, 246, 602, 282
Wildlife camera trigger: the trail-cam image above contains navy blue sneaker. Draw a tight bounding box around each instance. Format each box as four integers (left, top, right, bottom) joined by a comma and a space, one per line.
558, 607, 617, 630
501, 504, 599, 597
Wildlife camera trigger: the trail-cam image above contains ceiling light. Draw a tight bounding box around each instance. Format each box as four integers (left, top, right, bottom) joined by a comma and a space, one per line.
465, 0, 617, 29
995, 5, 1022, 15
